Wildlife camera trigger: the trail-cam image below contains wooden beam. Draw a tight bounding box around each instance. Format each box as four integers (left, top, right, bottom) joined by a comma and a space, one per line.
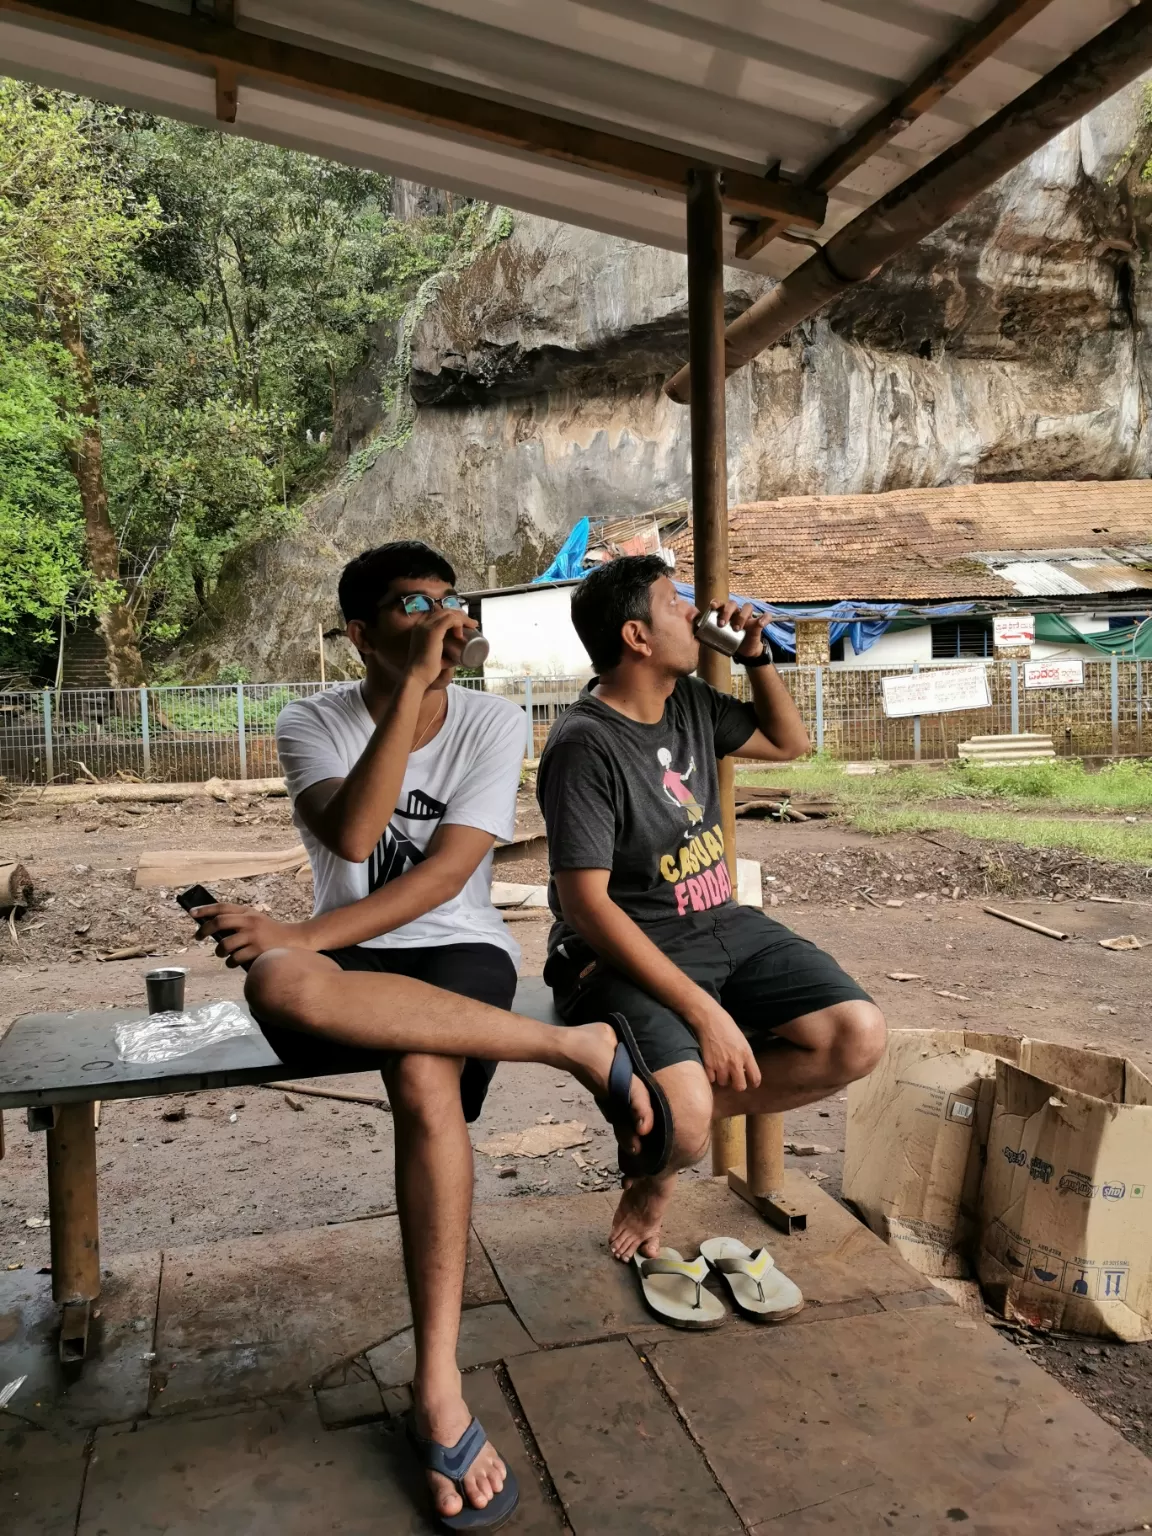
0, 0, 826, 228
735, 0, 1057, 259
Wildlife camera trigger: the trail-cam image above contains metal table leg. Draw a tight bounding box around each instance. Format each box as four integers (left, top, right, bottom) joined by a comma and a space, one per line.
45, 1101, 100, 1361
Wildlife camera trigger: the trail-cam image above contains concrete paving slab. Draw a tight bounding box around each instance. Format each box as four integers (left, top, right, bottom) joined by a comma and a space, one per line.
366, 1301, 537, 1389
507, 1339, 742, 1535
151, 1217, 500, 1416
80, 1399, 439, 1534
78, 1373, 564, 1535
0, 1251, 160, 1428
314, 1378, 384, 1428
0, 1424, 88, 1536
473, 1174, 934, 1349
661, 1174, 936, 1315
473, 1191, 653, 1345
647, 1306, 1152, 1534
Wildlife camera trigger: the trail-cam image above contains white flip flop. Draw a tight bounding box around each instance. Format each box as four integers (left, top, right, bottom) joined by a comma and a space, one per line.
699, 1238, 805, 1323
632, 1247, 726, 1330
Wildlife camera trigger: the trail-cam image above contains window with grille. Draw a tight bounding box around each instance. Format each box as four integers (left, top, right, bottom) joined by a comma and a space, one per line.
931, 620, 992, 658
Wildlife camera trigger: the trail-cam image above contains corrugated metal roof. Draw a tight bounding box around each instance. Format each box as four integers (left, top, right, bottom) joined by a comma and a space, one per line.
992, 557, 1152, 596
0, 0, 1134, 276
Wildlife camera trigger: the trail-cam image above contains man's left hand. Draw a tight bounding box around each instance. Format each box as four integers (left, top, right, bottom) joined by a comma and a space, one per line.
191, 903, 316, 968
714, 599, 770, 659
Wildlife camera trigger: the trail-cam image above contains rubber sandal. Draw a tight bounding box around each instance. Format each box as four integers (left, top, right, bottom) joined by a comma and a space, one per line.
699, 1237, 805, 1323
595, 1011, 673, 1178
632, 1247, 726, 1330
407, 1415, 520, 1532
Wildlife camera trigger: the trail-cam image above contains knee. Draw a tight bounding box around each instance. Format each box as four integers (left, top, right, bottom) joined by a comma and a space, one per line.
386, 1053, 463, 1128
829, 1002, 887, 1086
245, 948, 322, 1027
659, 1064, 714, 1172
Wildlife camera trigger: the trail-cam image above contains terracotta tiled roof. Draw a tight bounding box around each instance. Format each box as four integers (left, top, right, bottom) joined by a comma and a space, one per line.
668, 481, 1152, 602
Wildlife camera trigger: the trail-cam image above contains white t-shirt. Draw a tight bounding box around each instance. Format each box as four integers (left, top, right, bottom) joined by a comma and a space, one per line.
275, 683, 523, 962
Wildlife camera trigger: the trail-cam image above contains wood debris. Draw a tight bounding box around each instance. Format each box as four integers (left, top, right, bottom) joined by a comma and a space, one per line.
983, 907, 1069, 941
887, 971, 923, 982
1099, 934, 1143, 951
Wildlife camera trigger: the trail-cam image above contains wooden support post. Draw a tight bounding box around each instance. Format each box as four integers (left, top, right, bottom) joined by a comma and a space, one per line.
687, 167, 805, 1233
45, 1100, 100, 1360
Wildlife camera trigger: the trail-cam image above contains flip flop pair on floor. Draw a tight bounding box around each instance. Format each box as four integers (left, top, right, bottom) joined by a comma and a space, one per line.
635, 1239, 805, 1328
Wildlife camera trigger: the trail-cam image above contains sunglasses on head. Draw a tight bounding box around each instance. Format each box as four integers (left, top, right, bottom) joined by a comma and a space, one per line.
396, 593, 467, 616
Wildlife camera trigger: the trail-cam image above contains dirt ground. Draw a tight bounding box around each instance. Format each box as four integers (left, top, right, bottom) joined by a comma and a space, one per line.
1, 793, 1151, 1452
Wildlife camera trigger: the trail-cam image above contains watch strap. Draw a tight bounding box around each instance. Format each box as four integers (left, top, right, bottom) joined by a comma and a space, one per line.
739, 650, 774, 668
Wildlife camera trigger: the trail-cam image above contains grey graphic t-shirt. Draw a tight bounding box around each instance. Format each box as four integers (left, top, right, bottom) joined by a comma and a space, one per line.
536, 676, 757, 950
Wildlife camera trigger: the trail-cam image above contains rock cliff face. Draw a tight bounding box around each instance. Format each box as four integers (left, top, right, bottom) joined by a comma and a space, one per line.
185, 82, 1152, 681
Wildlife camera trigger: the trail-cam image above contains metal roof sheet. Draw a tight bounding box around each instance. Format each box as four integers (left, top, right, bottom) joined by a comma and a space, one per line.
0, 0, 1135, 275
993, 557, 1152, 596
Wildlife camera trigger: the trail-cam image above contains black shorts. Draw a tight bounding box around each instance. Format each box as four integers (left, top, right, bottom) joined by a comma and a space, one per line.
254, 942, 517, 1123
543, 905, 871, 1075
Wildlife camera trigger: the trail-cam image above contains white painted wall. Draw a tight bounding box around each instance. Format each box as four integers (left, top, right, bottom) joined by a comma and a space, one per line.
480, 587, 591, 678
837, 625, 934, 668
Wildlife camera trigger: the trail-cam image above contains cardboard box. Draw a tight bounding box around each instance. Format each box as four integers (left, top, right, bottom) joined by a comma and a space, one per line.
843, 1029, 1022, 1278
977, 1044, 1152, 1341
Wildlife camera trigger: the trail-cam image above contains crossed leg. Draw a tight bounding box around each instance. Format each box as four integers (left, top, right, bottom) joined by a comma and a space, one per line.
244, 949, 656, 1521
608, 999, 887, 1262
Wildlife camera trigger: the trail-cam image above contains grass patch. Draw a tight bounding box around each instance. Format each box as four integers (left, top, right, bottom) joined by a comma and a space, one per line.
737, 755, 1152, 814
849, 806, 1152, 865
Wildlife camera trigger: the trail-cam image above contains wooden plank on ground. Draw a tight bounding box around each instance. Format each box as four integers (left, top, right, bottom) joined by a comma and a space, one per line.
646, 1306, 1152, 1532
507, 1339, 742, 1535
135, 846, 307, 888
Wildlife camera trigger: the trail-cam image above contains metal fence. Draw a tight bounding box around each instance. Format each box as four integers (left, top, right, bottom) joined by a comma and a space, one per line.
1, 659, 1146, 786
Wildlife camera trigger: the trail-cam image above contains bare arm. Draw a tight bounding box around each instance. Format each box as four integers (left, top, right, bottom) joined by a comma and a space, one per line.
711, 600, 810, 763
554, 867, 760, 1092
295, 606, 470, 863
194, 824, 497, 964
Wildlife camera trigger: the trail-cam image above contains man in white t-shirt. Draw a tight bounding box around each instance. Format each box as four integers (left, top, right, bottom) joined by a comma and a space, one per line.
191, 540, 660, 1530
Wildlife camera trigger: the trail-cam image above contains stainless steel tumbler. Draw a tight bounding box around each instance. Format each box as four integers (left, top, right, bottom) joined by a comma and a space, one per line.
694, 608, 745, 657
145, 967, 187, 1014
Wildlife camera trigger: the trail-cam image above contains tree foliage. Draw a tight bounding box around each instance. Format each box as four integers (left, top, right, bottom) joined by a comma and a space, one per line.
0, 83, 494, 676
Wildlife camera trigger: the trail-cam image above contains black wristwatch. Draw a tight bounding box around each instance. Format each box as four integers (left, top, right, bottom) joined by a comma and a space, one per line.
739, 649, 774, 669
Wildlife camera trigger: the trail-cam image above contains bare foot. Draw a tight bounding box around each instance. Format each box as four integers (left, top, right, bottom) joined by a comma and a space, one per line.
414, 1387, 507, 1522
564, 1021, 654, 1159
609, 1170, 678, 1262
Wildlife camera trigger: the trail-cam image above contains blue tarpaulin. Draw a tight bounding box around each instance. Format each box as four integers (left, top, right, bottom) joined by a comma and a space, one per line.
533, 518, 590, 582
672, 585, 977, 656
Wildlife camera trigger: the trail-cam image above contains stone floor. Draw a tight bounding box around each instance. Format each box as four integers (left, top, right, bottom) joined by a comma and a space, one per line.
4, 1172, 1152, 1535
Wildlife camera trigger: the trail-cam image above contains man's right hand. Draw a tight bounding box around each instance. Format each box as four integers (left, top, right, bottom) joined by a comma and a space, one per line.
687, 996, 762, 1092
406, 606, 477, 689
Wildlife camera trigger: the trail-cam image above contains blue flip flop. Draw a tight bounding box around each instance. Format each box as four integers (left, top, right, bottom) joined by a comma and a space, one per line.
408, 1415, 520, 1532
596, 1011, 674, 1179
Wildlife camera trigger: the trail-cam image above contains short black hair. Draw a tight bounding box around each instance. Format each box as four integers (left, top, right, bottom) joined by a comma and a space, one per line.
570, 554, 670, 673
338, 540, 456, 625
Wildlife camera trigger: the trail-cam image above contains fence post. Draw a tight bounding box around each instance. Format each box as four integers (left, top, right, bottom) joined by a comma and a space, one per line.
912, 661, 921, 761
139, 685, 151, 779
236, 682, 247, 780
41, 688, 54, 784
1010, 659, 1019, 736
523, 677, 534, 762
1138, 659, 1144, 756
1111, 655, 1120, 758
814, 666, 824, 754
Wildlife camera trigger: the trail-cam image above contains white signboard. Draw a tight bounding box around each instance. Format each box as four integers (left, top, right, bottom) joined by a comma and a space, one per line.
993, 614, 1035, 647
1024, 658, 1084, 690
881, 666, 992, 719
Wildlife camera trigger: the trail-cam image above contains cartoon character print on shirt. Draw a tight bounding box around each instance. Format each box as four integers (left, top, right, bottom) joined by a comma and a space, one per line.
367, 786, 447, 891
654, 749, 731, 916
657, 747, 704, 824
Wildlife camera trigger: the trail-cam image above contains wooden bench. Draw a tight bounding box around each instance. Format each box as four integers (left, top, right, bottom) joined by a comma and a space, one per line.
0, 978, 561, 1362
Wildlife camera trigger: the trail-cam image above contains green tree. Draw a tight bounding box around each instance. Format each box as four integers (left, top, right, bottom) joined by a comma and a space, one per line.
0, 80, 161, 683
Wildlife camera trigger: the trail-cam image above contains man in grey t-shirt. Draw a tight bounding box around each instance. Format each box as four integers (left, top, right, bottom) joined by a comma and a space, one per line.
537, 556, 886, 1265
